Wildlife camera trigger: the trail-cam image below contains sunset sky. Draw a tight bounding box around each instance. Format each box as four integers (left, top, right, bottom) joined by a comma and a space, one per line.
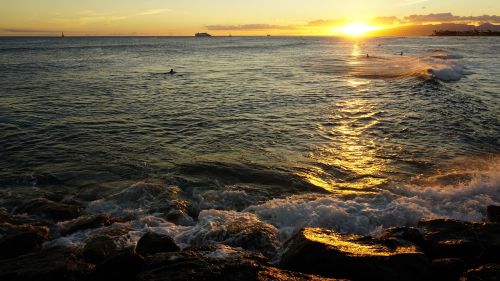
1, 0, 500, 36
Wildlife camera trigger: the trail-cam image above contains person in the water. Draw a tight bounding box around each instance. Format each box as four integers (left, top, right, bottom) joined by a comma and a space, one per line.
400, 51, 404, 56
169, 69, 176, 74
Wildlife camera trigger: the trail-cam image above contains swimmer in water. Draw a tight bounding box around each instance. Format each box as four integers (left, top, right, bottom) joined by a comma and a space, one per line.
400, 51, 404, 56
366, 54, 369, 58
169, 69, 176, 74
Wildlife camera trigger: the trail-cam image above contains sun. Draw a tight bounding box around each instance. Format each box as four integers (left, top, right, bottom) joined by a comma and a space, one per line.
338, 23, 376, 37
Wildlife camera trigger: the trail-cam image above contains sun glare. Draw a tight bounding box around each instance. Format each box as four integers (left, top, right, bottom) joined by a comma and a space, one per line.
338, 23, 376, 37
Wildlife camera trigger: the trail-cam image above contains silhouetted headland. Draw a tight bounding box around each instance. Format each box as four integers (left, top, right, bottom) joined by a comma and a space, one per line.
432, 29, 500, 36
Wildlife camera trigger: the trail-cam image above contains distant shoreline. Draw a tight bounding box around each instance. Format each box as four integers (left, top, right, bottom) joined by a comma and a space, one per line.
432, 30, 500, 36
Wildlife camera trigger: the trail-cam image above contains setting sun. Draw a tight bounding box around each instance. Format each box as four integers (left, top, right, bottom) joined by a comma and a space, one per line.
338, 23, 376, 36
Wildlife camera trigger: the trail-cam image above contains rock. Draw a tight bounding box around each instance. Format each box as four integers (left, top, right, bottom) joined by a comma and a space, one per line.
464, 264, 500, 281
83, 235, 117, 264
257, 267, 344, 281
0, 208, 49, 227
418, 219, 485, 263
176, 210, 279, 257
0, 246, 92, 281
471, 223, 500, 250
137, 248, 342, 281
431, 258, 466, 281
418, 219, 500, 264
60, 214, 113, 235
0, 225, 49, 259
93, 248, 145, 280
486, 205, 500, 223
136, 232, 180, 256
379, 226, 424, 246
477, 244, 500, 265
16, 198, 83, 221
280, 228, 430, 281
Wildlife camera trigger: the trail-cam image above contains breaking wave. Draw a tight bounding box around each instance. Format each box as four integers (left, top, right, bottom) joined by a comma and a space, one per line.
350, 51, 470, 81
42, 158, 500, 257
308, 50, 470, 82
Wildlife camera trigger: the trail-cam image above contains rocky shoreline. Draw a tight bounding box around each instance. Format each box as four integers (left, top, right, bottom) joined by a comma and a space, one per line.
1, 200, 500, 281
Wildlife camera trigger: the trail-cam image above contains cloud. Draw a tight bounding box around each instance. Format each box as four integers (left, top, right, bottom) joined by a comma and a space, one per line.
137, 9, 171, 16
370, 16, 401, 25
404, 13, 500, 24
206, 24, 296, 31
306, 19, 348, 27
0, 28, 58, 33
398, 0, 429, 6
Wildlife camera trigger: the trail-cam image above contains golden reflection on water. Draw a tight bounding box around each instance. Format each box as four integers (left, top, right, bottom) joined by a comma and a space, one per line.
298, 97, 388, 193
297, 43, 389, 193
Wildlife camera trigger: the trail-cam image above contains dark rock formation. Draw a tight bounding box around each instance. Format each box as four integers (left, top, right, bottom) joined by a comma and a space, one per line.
465, 264, 500, 281
93, 248, 145, 281
137, 248, 341, 281
0, 208, 51, 259
16, 198, 83, 221
487, 205, 500, 223
60, 214, 113, 235
0, 225, 49, 259
280, 227, 430, 281
431, 258, 467, 281
135, 232, 180, 256
0, 208, 49, 226
0, 246, 92, 281
418, 219, 500, 264
83, 235, 117, 264
379, 226, 424, 245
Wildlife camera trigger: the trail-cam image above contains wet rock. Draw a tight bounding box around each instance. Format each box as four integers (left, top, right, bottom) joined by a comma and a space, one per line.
83, 235, 117, 264
60, 214, 113, 235
418, 219, 500, 263
138, 249, 341, 281
16, 198, 83, 221
177, 210, 279, 257
418, 219, 482, 262
0, 225, 49, 259
280, 227, 430, 281
486, 205, 500, 223
163, 209, 194, 226
431, 258, 466, 281
464, 264, 500, 281
93, 248, 144, 281
477, 244, 500, 265
379, 226, 424, 246
0, 246, 92, 281
257, 267, 344, 281
136, 232, 180, 256
0, 207, 50, 227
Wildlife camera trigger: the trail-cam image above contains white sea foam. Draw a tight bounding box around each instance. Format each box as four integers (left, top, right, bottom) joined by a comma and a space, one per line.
347, 51, 469, 82
247, 165, 500, 240
45, 160, 500, 257
175, 209, 279, 256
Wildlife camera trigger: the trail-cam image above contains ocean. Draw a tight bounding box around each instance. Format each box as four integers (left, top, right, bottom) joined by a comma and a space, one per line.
0, 36, 499, 254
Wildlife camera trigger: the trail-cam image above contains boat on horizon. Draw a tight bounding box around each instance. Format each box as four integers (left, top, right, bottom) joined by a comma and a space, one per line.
195, 32, 211, 37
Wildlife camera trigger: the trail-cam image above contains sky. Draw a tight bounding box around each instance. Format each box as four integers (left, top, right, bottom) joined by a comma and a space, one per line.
1, 0, 500, 36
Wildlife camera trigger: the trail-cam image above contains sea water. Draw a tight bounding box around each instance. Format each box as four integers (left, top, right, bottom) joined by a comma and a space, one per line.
0, 36, 499, 255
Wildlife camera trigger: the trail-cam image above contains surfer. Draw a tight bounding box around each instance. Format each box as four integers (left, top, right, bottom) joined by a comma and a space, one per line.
400, 51, 404, 56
